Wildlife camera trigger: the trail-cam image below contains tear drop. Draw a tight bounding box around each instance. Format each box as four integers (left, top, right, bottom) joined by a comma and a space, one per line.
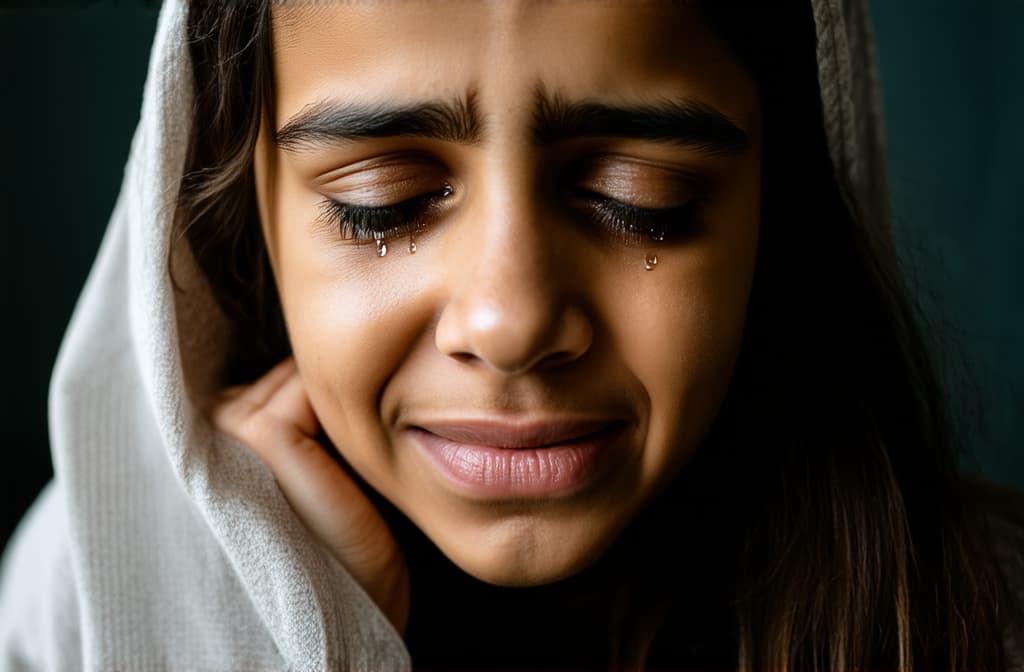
440, 181, 454, 198
376, 238, 388, 257
408, 238, 417, 254
644, 253, 658, 271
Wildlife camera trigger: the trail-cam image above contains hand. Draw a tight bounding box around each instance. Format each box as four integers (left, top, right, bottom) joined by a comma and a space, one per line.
210, 357, 410, 634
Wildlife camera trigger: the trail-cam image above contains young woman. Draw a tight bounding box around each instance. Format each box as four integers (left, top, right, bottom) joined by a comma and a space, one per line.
2, 0, 1022, 670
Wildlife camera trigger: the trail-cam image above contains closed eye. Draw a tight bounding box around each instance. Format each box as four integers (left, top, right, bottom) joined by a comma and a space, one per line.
313, 184, 700, 247
572, 189, 701, 246
316, 183, 453, 242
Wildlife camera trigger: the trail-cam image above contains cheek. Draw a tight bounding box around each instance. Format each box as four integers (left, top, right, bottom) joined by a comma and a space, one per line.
270, 204, 434, 475
609, 208, 758, 484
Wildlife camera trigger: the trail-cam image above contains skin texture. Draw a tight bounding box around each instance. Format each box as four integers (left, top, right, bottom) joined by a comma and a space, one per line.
218, 1, 761, 631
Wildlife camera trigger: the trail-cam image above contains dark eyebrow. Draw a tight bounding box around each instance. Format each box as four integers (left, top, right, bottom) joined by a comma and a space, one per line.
532, 86, 751, 156
274, 90, 482, 152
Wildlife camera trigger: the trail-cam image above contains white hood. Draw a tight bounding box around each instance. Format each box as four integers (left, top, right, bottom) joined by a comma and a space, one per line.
0, 0, 904, 669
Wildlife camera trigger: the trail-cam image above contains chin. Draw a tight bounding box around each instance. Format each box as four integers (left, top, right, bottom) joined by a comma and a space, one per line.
428, 514, 615, 587
454, 556, 581, 588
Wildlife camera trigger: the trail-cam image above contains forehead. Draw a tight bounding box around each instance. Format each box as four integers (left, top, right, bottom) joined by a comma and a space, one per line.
270, 2, 756, 129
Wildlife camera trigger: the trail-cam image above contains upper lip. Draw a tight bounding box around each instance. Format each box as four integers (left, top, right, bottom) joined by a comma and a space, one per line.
412, 418, 621, 449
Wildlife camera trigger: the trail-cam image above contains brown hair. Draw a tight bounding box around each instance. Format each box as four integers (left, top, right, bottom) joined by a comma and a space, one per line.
175, 1, 1024, 669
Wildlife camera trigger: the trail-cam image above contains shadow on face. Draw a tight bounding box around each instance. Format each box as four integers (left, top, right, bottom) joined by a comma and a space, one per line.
253, 1, 761, 587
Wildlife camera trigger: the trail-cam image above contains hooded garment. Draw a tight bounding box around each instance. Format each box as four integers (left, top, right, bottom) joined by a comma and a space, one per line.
0, 1, 1021, 670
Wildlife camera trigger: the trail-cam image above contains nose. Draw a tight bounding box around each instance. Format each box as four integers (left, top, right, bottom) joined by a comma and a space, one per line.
434, 198, 594, 375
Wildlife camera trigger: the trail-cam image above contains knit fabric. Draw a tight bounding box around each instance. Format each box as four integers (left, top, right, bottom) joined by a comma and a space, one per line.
0, 0, 1019, 670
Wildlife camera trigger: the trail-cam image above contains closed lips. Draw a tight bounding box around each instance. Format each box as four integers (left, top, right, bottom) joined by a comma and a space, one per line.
413, 420, 620, 449
409, 419, 628, 498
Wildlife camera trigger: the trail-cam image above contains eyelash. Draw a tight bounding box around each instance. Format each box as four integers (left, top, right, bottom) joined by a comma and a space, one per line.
317, 191, 446, 242
316, 187, 699, 246
574, 189, 699, 246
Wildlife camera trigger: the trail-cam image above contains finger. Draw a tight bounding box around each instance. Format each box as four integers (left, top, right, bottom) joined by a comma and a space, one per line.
216, 357, 297, 413
252, 420, 398, 578
236, 357, 298, 410
264, 368, 320, 438
268, 430, 408, 632
210, 358, 298, 432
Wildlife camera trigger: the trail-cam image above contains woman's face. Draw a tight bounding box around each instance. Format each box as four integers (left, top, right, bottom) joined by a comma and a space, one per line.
254, 2, 760, 586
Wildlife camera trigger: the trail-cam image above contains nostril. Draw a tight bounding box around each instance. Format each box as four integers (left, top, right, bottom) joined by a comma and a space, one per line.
447, 352, 477, 366
536, 350, 581, 370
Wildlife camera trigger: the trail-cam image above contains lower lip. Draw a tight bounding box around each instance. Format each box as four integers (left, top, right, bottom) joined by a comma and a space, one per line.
410, 425, 622, 499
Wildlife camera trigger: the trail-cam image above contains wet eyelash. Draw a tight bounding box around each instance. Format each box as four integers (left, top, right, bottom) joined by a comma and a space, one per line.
316, 186, 698, 246
578, 190, 700, 246
316, 188, 450, 242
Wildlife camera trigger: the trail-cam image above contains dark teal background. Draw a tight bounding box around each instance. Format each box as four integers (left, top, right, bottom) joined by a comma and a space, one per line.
1, 2, 1021, 553
872, 0, 1023, 489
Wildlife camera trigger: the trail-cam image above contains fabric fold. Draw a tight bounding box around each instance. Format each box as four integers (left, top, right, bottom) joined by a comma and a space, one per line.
12, 0, 409, 668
